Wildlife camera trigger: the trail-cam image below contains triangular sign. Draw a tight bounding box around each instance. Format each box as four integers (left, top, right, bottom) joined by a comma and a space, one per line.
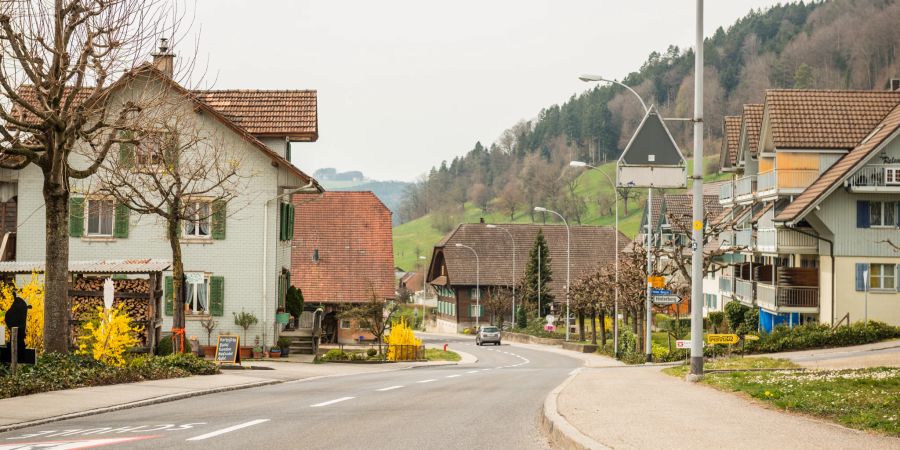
618, 105, 685, 167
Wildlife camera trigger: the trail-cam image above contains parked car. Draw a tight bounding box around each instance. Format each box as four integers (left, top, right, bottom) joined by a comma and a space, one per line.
475, 326, 501, 346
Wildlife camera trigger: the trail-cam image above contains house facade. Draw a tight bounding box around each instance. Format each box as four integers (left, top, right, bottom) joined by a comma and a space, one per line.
426, 223, 628, 334
718, 89, 900, 330
13, 50, 321, 347
290, 191, 395, 344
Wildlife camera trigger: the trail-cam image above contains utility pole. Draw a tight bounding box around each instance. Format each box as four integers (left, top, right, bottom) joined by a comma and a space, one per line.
690, 0, 706, 378
645, 187, 653, 362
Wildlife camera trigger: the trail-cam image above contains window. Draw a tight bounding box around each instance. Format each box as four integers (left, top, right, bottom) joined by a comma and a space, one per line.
340, 319, 351, 330
470, 287, 480, 300
86, 199, 114, 236
885, 167, 900, 185
868, 201, 897, 227
183, 201, 211, 238
185, 273, 209, 314
870, 263, 896, 290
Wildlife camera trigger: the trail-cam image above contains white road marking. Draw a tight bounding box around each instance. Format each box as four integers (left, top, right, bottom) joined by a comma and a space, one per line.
377, 385, 404, 391
569, 368, 581, 376
417, 379, 437, 384
446, 374, 461, 378
186, 419, 269, 441
310, 397, 355, 408
467, 370, 479, 374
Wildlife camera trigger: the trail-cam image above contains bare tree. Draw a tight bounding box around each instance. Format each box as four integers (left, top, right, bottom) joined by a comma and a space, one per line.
468, 182, 489, 214
482, 287, 511, 329
0, 0, 175, 353
498, 179, 521, 221
341, 291, 397, 356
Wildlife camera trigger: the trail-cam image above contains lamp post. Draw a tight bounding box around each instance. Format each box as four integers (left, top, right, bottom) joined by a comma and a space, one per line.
569, 160, 620, 357
486, 224, 516, 329
455, 243, 480, 329
533, 206, 571, 341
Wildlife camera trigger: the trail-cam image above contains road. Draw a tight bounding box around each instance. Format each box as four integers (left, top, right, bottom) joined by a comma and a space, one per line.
0, 334, 582, 449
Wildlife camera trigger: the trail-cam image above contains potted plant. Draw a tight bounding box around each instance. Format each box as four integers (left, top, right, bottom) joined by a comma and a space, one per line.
200, 317, 218, 358
269, 345, 281, 358
277, 337, 292, 357
233, 310, 258, 359
252, 345, 263, 359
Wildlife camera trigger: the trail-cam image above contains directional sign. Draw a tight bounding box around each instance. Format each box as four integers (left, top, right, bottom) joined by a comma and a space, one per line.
743, 334, 760, 341
707, 334, 740, 345
675, 340, 690, 349
651, 289, 672, 295
651, 295, 682, 305
648, 276, 665, 289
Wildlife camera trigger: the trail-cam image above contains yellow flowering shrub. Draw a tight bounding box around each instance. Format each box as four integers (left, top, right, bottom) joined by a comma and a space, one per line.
76, 304, 139, 366
0, 272, 45, 353
386, 317, 422, 361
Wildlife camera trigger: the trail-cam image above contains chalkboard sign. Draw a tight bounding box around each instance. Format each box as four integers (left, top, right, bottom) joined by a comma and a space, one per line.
214, 335, 240, 364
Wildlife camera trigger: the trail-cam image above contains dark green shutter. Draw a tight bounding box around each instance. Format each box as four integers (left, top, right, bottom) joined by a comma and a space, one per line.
211, 200, 226, 240
279, 203, 287, 241
69, 198, 84, 237
113, 203, 129, 238
119, 131, 135, 168
164, 276, 174, 315
289, 204, 295, 240
209, 276, 224, 316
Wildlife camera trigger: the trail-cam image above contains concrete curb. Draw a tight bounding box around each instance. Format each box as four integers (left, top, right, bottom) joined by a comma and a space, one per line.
540, 368, 609, 450
454, 349, 478, 365
0, 378, 284, 434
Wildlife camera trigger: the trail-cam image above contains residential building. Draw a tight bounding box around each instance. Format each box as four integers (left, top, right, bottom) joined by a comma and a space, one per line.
291, 191, 395, 344
426, 223, 627, 334
13, 48, 321, 347
718, 89, 900, 330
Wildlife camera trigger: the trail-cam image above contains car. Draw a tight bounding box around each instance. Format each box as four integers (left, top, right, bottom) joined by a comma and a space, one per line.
475, 326, 501, 346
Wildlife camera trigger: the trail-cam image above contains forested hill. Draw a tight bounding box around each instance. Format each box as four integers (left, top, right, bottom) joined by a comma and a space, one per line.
398, 0, 900, 227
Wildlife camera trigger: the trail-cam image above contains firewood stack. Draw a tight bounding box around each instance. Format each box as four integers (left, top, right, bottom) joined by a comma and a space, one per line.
69, 277, 154, 348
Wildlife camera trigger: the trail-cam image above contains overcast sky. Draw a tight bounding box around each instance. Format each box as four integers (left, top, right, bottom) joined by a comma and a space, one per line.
189, 0, 784, 182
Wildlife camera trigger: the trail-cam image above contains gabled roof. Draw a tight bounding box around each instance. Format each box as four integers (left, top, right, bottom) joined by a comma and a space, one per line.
291, 192, 395, 303
721, 116, 742, 168
763, 90, 900, 150
740, 104, 764, 158
645, 193, 723, 231
427, 223, 628, 300
776, 102, 900, 224
194, 90, 317, 140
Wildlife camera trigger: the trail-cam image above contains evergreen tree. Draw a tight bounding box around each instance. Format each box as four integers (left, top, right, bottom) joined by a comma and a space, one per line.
521, 230, 554, 317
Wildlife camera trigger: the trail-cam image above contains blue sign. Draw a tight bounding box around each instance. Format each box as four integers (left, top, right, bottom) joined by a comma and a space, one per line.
651, 289, 672, 295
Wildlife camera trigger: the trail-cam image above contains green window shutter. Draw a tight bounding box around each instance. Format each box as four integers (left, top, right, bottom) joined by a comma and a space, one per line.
211, 200, 226, 240
164, 276, 174, 315
290, 204, 296, 239
113, 203, 129, 238
119, 131, 135, 168
69, 197, 84, 237
209, 276, 225, 316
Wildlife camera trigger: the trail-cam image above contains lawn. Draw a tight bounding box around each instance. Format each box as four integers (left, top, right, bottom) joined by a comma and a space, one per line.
425, 348, 461, 362
664, 357, 900, 436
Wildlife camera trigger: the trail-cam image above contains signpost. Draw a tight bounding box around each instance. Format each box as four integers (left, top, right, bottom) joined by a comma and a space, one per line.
214, 335, 241, 364
651, 295, 682, 306
651, 289, 671, 295
706, 334, 740, 345
743, 334, 760, 341
648, 276, 665, 289
675, 340, 691, 349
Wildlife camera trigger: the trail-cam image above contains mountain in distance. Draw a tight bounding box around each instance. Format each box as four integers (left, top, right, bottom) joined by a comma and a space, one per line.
313, 168, 412, 225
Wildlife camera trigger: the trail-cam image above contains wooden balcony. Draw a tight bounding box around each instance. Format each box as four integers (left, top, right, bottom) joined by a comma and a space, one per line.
755, 267, 819, 313
756, 228, 818, 254
848, 164, 900, 192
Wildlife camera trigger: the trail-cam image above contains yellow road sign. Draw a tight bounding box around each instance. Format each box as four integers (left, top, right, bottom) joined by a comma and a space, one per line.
648, 276, 665, 289
706, 334, 740, 345
743, 334, 760, 341
692, 220, 703, 231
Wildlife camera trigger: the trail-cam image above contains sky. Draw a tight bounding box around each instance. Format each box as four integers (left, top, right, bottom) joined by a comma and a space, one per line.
188, 0, 785, 182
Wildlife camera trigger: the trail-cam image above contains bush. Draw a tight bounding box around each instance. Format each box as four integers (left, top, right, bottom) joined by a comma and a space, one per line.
742, 321, 900, 354
725, 301, 748, 332
320, 349, 350, 361
155, 335, 173, 356
277, 337, 292, 349
516, 307, 527, 329
618, 327, 637, 355
285, 286, 304, 319
708, 311, 726, 333
366, 348, 378, 357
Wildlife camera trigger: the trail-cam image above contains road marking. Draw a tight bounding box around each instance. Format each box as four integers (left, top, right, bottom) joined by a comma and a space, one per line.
417, 379, 437, 384
377, 385, 404, 391
569, 368, 581, 376
186, 419, 269, 441
310, 397, 355, 408
467, 370, 479, 373
446, 374, 461, 378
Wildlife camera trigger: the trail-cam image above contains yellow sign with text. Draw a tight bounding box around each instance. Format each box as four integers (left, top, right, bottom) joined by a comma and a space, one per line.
648, 276, 665, 289
743, 334, 760, 341
706, 334, 740, 345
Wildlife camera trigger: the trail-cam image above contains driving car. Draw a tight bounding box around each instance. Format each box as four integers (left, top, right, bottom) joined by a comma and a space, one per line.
475, 326, 501, 346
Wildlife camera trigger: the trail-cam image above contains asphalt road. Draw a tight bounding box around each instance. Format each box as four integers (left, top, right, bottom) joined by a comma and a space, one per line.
0, 334, 582, 450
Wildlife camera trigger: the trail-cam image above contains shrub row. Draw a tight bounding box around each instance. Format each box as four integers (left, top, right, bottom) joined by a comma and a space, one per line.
743, 321, 900, 354
0, 353, 218, 399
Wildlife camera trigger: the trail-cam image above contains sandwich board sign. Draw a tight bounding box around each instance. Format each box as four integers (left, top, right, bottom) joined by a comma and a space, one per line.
617, 106, 686, 188
215, 335, 241, 364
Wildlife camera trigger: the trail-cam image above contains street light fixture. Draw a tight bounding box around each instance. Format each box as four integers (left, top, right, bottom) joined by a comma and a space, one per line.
486, 224, 516, 329
454, 243, 480, 329
570, 160, 620, 357
533, 206, 571, 341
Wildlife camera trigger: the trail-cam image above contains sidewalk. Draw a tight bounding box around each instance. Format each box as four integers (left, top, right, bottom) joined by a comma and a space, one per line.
555, 365, 900, 449
0, 357, 459, 432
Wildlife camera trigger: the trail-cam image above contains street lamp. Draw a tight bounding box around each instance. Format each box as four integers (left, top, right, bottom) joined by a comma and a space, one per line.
486, 224, 516, 329
533, 206, 571, 341
454, 243, 480, 329
569, 160, 620, 357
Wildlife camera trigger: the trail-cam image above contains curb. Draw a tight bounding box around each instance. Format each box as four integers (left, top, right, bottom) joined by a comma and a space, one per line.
0, 378, 284, 434
540, 368, 609, 450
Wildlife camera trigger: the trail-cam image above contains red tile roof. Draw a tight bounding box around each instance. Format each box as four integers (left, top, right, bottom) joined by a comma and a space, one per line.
291, 192, 395, 303
194, 90, 317, 140
741, 104, 764, 158
722, 116, 741, 168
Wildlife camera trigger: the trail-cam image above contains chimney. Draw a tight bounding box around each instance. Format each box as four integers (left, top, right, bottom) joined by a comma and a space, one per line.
152, 37, 175, 77
891, 78, 900, 92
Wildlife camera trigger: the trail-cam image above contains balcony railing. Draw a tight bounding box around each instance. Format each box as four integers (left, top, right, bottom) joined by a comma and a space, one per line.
736, 229, 753, 248
848, 164, 900, 190
719, 275, 733, 294
777, 287, 819, 308
719, 182, 734, 203
757, 169, 819, 196
758, 170, 775, 192
735, 175, 756, 199
735, 278, 755, 304
756, 228, 818, 253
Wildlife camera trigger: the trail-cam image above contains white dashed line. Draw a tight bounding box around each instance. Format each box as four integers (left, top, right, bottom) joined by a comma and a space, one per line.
377, 385, 404, 391
310, 397, 355, 407
446, 374, 461, 378
467, 370, 479, 374
417, 379, 437, 384
186, 419, 269, 441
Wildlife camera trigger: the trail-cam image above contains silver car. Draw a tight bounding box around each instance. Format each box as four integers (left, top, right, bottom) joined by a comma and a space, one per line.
475, 326, 501, 346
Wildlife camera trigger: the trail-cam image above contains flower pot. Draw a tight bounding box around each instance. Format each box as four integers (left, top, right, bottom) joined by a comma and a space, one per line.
281, 347, 290, 357
239, 346, 253, 359
202, 345, 217, 359
269, 349, 281, 358
252, 351, 262, 359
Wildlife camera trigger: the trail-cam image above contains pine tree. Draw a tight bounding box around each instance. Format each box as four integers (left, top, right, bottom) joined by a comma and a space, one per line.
521, 230, 554, 317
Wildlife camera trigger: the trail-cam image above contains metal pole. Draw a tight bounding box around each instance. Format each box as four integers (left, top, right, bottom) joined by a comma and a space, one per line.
10, 327, 17, 376
476, 251, 480, 329
864, 269, 869, 325
646, 187, 653, 361
614, 169, 620, 358
545, 210, 571, 341
690, 0, 706, 377
538, 245, 541, 319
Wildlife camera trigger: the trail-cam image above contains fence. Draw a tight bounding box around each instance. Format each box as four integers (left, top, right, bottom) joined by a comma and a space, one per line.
388, 344, 425, 361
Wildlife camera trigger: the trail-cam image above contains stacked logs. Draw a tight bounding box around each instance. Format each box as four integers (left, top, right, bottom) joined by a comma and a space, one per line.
71, 277, 151, 294
69, 277, 153, 348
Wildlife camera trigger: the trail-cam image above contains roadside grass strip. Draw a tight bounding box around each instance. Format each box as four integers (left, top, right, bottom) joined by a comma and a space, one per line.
664, 357, 900, 436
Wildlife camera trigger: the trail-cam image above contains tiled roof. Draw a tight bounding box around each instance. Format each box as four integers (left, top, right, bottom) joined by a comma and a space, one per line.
194, 90, 317, 139
702, 180, 729, 196
741, 104, 764, 158
722, 116, 742, 168
291, 192, 395, 304
776, 102, 900, 223
661, 194, 724, 226
0, 259, 171, 274
428, 223, 628, 300
764, 90, 900, 150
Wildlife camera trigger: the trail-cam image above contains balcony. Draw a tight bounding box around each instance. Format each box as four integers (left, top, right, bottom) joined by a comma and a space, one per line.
848, 164, 900, 192
719, 275, 734, 296
735, 278, 755, 306
734, 175, 756, 201
755, 267, 819, 313
756, 228, 818, 254
735, 229, 754, 249
719, 181, 734, 205
757, 169, 820, 198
